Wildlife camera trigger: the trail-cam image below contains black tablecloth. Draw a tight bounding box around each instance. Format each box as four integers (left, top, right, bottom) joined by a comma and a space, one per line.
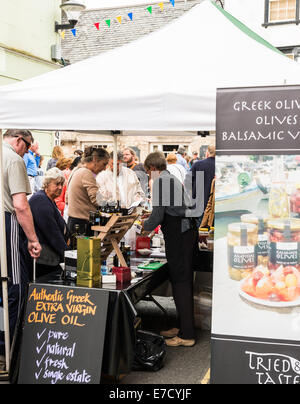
12, 264, 169, 379
11, 247, 211, 381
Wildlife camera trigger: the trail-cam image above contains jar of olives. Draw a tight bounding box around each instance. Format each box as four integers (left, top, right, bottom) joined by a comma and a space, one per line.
268, 219, 300, 272
227, 222, 258, 281
290, 184, 300, 216
241, 214, 269, 267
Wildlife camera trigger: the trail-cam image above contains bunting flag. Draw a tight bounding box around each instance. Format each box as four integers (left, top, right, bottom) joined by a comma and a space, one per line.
60, 30, 66, 40
67, 2, 179, 38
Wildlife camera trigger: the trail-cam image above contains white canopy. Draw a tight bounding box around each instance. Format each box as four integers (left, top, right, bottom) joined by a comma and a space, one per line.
0, 0, 300, 131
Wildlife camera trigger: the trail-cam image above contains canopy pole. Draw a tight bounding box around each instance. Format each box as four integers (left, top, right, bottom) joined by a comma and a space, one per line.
112, 133, 118, 202
0, 129, 10, 372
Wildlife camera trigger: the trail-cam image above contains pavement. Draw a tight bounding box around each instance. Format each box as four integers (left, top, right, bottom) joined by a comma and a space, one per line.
118, 296, 211, 385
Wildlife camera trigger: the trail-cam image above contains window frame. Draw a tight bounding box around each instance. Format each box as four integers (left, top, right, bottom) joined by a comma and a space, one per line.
263, 0, 300, 27
278, 45, 300, 61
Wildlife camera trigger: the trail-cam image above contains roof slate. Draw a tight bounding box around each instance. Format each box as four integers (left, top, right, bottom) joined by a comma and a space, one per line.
61, 0, 203, 63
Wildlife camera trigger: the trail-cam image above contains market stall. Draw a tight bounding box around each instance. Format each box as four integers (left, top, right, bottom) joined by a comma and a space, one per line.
1, 0, 300, 383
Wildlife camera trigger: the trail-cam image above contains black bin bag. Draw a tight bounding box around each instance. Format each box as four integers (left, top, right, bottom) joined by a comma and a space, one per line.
132, 330, 166, 372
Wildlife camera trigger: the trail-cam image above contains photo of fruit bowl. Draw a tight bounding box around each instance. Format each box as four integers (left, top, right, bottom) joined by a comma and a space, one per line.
240, 265, 300, 308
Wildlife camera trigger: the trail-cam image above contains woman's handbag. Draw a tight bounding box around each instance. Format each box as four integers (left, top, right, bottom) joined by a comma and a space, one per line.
37, 244, 61, 267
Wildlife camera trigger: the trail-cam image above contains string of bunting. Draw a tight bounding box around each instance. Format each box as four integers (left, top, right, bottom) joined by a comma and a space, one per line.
61, 0, 176, 38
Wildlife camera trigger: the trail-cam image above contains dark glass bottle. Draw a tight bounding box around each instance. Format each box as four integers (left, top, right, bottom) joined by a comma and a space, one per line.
121, 242, 131, 267
113, 253, 119, 268
101, 204, 109, 226
89, 211, 96, 235
71, 224, 80, 250
116, 201, 122, 215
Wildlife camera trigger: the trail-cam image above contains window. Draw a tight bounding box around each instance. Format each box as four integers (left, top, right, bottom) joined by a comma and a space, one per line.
278, 46, 300, 62
83, 143, 111, 151
150, 144, 188, 158
264, 0, 300, 25
54, 131, 61, 146
269, 0, 296, 22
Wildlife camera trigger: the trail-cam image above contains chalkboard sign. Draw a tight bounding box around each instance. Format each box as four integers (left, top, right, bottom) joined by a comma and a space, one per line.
18, 283, 109, 384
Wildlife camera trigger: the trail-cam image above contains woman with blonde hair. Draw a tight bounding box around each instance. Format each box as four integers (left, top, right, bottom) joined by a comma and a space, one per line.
47, 145, 64, 170
166, 153, 186, 184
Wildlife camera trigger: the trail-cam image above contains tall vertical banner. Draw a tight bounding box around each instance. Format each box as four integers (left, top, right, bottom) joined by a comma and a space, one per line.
211, 86, 300, 384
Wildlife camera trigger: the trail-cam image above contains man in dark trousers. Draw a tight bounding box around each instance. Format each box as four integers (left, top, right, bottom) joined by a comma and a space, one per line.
1, 129, 42, 371
191, 144, 215, 222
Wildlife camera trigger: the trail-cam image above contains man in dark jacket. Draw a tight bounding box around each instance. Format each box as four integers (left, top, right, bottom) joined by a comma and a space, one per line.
191, 144, 215, 216
143, 152, 197, 347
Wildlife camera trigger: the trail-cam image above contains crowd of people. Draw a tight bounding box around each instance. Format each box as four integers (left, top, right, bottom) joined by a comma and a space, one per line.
1, 129, 215, 369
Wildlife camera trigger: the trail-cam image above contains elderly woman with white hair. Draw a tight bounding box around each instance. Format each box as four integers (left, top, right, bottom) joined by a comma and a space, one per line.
29, 167, 69, 278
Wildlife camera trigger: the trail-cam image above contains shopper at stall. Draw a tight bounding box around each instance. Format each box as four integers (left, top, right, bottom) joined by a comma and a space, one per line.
46, 145, 64, 171
96, 151, 146, 208
123, 147, 138, 170
23, 141, 41, 195
67, 147, 109, 235
1, 129, 42, 370
55, 157, 73, 216
142, 152, 197, 347
176, 146, 189, 171
191, 144, 215, 215
166, 153, 187, 184
29, 168, 69, 278
190, 151, 200, 166
34, 155, 45, 193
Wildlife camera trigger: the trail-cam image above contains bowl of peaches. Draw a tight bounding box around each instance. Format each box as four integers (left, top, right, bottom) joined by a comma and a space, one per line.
240, 265, 300, 307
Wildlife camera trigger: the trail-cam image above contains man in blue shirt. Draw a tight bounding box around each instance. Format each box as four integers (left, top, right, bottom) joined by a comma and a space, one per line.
23, 141, 41, 194
176, 146, 189, 171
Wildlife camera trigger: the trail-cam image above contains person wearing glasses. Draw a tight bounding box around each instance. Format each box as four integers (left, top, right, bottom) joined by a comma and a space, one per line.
1, 129, 42, 371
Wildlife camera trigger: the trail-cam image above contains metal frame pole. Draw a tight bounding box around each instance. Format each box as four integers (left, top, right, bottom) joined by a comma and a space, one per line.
0, 130, 10, 372
113, 133, 118, 202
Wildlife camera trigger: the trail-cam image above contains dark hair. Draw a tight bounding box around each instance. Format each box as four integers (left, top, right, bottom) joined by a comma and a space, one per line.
144, 152, 167, 171
70, 156, 81, 171
74, 149, 83, 156
83, 147, 109, 163
109, 151, 124, 161
3, 129, 34, 143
